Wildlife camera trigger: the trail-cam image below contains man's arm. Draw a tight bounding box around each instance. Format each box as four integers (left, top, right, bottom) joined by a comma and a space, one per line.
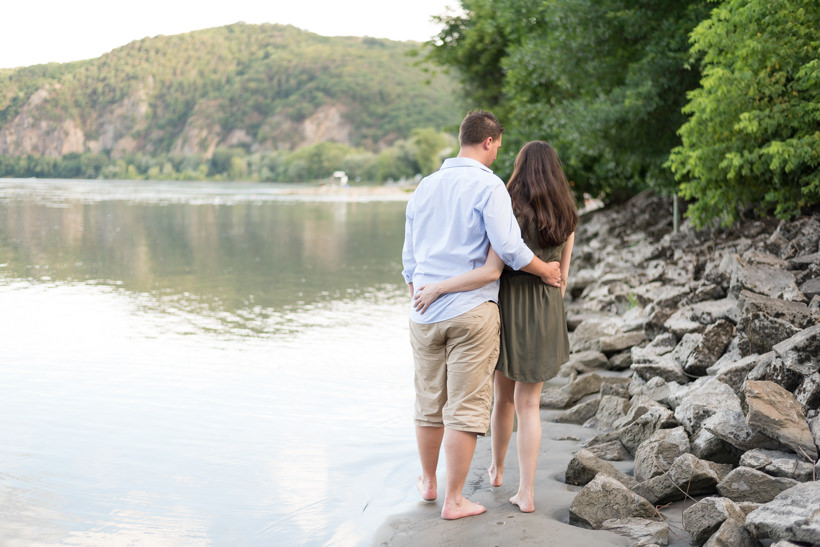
521, 255, 562, 287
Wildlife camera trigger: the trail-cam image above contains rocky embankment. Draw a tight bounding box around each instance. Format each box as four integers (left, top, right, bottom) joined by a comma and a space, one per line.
547, 191, 820, 546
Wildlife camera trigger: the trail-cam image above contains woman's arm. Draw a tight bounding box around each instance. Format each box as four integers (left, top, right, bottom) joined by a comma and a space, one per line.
413, 249, 504, 314
559, 232, 575, 297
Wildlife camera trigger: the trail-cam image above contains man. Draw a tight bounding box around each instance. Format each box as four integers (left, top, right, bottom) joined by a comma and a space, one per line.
401, 110, 561, 519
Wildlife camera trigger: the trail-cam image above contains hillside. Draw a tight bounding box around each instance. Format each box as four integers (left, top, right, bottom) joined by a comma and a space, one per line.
0, 23, 463, 162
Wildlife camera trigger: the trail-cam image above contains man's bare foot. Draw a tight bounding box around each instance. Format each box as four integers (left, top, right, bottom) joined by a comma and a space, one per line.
416, 475, 437, 501
487, 465, 503, 487
510, 493, 535, 513
441, 497, 486, 520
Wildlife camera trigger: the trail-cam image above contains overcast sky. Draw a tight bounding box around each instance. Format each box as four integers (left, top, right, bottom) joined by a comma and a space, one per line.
1, 0, 462, 69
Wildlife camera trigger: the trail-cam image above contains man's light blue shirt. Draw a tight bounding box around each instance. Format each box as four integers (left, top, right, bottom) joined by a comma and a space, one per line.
401, 157, 535, 324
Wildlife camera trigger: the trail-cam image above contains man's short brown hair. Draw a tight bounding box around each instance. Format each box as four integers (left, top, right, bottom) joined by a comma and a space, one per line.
459, 110, 504, 146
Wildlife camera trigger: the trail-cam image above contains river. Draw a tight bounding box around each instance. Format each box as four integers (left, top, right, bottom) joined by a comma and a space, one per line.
0, 178, 419, 546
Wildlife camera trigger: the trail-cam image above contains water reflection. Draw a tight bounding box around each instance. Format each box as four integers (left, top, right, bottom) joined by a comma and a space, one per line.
0, 179, 417, 546
0, 179, 409, 336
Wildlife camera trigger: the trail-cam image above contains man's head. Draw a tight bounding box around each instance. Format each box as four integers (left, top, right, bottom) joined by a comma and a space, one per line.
458, 110, 504, 167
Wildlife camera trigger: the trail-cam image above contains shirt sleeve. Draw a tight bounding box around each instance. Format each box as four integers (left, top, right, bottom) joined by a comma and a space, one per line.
482, 183, 534, 270
401, 197, 416, 284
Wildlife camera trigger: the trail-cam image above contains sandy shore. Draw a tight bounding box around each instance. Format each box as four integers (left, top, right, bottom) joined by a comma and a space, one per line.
370, 404, 692, 547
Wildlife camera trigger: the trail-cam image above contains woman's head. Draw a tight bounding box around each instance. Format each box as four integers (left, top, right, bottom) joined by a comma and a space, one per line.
507, 141, 578, 247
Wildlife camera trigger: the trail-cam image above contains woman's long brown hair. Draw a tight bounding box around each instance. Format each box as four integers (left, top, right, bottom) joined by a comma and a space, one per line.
506, 141, 578, 248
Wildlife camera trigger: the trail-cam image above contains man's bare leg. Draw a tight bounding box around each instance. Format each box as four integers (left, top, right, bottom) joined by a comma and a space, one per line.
509, 381, 543, 513
415, 425, 443, 501
440, 428, 486, 519
488, 371, 515, 487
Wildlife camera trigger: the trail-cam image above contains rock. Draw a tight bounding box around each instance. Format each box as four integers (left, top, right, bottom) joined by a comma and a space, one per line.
684, 319, 735, 376
614, 401, 677, 455
745, 481, 820, 545
563, 373, 605, 404
702, 517, 757, 547
633, 426, 691, 482
607, 350, 633, 371
632, 453, 733, 505
682, 496, 747, 546
584, 394, 630, 430
727, 253, 805, 301
716, 466, 799, 503
568, 474, 658, 529
794, 371, 820, 410
664, 307, 707, 337
673, 332, 702, 368
600, 518, 669, 547
555, 397, 600, 424
772, 324, 820, 376
703, 408, 783, 452
744, 380, 818, 462
800, 277, 820, 300
673, 377, 741, 435
566, 349, 610, 370
565, 448, 638, 489
584, 439, 631, 461
629, 376, 678, 408
688, 298, 739, 325
739, 448, 816, 482
738, 312, 802, 355
690, 427, 743, 465
631, 354, 689, 385
738, 290, 813, 330
570, 315, 627, 353
709, 353, 767, 394
540, 387, 574, 409
599, 331, 648, 354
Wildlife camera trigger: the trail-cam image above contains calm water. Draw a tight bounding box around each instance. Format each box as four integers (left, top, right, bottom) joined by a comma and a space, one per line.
0, 179, 419, 546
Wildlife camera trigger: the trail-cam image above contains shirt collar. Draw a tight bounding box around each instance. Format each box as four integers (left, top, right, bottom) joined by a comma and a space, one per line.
440, 157, 494, 174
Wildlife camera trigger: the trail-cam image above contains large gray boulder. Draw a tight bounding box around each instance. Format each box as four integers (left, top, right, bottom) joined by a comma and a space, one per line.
565, 448, 638, 489
632, 453, 733, 505
568, 474, 658, 529
739, 448, 816, 482
744, 380, 818, 462
633, 426, 690, 482
600, 518, 670, 547
682, 496, 746, 546
716, 466, 799, 503
673, 377, 741, 435
745, 481, 820, 545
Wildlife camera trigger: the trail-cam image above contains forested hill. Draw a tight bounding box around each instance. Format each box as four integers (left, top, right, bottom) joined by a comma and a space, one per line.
0, 23, 462, 163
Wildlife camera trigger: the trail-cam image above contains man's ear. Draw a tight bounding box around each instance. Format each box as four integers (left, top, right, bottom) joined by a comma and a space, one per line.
482, 136, 495, 150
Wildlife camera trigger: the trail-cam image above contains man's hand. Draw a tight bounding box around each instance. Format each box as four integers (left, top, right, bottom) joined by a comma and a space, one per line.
539, 260, 561, 287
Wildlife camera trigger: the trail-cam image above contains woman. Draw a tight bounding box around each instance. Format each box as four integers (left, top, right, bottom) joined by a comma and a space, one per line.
412, 140, 577, 513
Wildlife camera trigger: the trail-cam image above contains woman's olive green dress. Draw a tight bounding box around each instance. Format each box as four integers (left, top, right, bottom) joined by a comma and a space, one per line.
496, 221, 569, 383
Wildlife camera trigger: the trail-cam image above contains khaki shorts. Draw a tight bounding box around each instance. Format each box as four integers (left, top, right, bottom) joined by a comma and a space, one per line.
409, 302, 501, 434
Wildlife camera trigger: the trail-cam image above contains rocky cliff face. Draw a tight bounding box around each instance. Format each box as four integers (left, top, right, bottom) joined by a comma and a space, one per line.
0, 82, 355, 159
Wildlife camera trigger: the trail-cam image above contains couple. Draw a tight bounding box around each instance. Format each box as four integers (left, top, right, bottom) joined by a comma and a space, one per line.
401, 110, 578, 520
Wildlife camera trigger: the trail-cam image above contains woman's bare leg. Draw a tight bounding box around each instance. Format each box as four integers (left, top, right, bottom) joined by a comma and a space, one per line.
510, 381, 544, 512
488, 371, 515, 487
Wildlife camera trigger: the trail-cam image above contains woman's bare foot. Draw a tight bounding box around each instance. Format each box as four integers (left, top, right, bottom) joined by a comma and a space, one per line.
416, 475, 437, 501
441, 496, 486, 520
487, 465, 503, 487
510, 493, 535, 513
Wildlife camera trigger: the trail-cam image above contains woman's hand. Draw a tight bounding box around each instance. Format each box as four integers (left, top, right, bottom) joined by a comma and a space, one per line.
413, 283, 445, 314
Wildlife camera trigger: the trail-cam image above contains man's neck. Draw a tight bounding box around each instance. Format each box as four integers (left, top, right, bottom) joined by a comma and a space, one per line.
458, 145, 490, 168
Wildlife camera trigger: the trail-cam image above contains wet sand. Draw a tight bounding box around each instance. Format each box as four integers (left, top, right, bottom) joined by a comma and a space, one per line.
371, 407, 692, 547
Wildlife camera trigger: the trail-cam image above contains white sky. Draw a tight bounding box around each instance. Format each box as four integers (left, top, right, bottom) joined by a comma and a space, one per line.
1, 0, 462, 69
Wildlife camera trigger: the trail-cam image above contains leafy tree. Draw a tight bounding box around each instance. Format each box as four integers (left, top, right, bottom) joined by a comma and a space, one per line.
428, 0, 709, 203
668, 0, 820, 227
